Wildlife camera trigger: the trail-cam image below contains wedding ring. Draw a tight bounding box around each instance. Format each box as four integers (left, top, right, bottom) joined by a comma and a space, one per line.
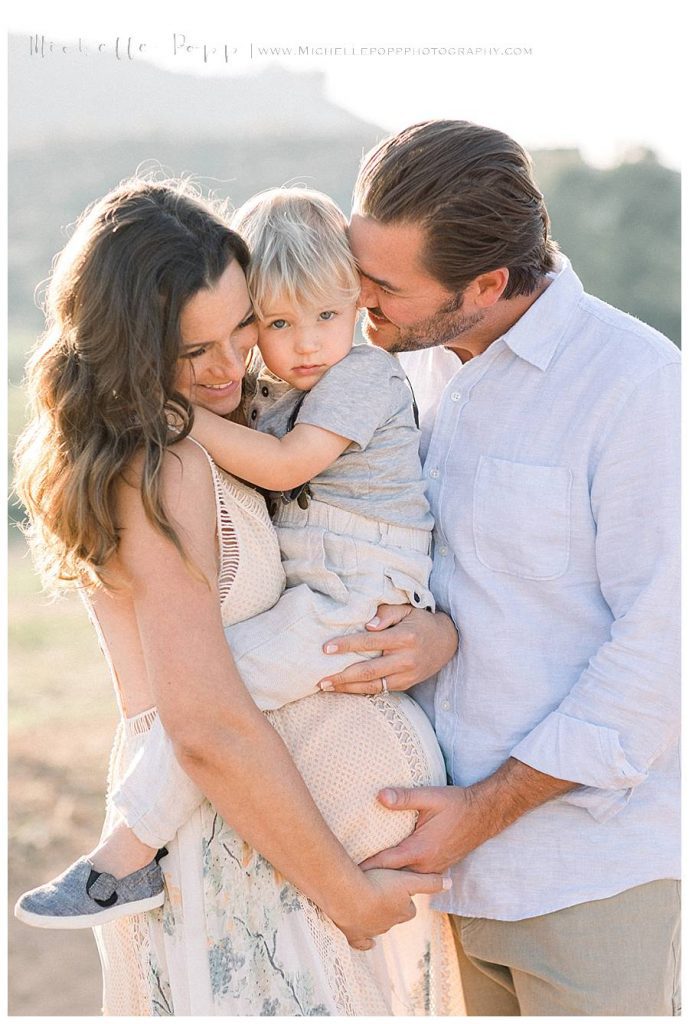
380, 676, 389, 693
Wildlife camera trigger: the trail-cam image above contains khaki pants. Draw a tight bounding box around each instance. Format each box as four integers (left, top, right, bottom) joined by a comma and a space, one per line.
452, 880, 681, 1016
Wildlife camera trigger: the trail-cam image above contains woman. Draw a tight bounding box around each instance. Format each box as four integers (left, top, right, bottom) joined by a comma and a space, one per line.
14, 178, 463, 1015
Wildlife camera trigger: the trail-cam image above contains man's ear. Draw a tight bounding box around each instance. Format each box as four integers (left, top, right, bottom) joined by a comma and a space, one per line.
467, 269, 510, 308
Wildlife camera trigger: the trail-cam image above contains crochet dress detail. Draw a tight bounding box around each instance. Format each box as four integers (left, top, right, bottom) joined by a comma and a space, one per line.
90, 443, 464, 1015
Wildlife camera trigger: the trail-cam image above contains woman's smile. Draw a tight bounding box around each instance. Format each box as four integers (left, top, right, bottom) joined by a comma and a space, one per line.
197, 379, 240, 394
176, 261, 257, 415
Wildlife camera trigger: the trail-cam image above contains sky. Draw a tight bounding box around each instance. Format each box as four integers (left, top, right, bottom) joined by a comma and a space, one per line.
6, 0, 683, 169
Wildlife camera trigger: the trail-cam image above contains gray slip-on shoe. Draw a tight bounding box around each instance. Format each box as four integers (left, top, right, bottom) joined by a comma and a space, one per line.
14, 847, 168, 929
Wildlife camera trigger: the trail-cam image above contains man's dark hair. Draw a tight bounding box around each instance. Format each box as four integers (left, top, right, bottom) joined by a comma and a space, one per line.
354, 120, 559, 299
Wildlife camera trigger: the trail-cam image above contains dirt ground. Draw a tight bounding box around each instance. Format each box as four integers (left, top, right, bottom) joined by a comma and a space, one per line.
9, 722, 116, 1015
8, 542, 119, 1015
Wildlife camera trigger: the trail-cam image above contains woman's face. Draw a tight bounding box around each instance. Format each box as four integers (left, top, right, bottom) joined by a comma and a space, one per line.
176, 260, 258, 416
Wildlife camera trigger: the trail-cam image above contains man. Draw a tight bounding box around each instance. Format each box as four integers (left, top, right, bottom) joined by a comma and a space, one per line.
322, 120, 680, 1015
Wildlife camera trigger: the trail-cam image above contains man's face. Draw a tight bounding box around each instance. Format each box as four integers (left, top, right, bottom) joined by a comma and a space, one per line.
348, 213, 485, 353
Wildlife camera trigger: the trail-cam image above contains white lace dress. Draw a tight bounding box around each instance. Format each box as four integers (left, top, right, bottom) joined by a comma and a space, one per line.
91, 447, 464, 1016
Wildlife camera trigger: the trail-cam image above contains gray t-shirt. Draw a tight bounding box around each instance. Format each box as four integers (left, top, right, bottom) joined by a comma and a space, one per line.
246, 345, 433, 531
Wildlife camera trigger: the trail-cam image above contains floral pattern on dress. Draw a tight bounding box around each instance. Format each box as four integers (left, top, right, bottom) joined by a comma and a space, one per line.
149, 954, 174, 1017
202, 811, 331, 1015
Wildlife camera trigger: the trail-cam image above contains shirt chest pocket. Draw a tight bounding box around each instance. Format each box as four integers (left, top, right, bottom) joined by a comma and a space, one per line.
472, 456, 573, 580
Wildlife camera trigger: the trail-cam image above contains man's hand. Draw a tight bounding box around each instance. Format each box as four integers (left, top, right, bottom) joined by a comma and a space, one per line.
359, 786, 492, 873
318, 605, 458, 695
359, 759, 578, 874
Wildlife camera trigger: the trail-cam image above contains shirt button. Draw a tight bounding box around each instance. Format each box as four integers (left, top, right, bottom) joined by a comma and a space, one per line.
441, 700, 451, 712
250, 409, 258, 421
428, 468, 440, 479
261, 386, 270, 397
451, 391, 461, 402
439, 546, 448, 557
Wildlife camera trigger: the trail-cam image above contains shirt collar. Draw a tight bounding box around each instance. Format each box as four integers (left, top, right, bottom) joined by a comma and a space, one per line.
499, 254, 584, 371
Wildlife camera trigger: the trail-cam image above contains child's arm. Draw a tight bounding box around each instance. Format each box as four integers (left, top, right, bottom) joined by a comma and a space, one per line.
191, 404, 351, 490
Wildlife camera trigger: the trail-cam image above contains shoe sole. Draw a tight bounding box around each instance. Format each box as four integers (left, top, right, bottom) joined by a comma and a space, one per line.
14, 890, 165, 929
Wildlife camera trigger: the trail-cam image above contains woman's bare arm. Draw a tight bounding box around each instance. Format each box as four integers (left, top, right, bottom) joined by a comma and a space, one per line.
115, 440, 445, 946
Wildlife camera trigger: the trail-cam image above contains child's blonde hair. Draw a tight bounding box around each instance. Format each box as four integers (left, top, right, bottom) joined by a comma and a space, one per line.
231, 187, 360, 318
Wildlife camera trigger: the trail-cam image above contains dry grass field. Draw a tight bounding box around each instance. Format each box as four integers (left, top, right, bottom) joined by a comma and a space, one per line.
8, 537, 118, 1015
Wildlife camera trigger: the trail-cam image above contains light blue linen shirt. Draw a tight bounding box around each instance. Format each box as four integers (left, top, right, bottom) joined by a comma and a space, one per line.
402, 256, 680, 920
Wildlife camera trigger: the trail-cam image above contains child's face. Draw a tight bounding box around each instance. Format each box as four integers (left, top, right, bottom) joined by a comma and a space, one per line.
257, 297, 358, 390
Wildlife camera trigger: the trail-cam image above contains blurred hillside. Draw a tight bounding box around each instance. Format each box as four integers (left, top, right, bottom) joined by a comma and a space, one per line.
534, 147, 679, 345
8, 33, 681, 355
8, 34, 382, 146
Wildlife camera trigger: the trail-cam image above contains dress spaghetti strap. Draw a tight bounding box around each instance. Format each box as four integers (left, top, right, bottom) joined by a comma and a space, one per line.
185, 436, 240, 605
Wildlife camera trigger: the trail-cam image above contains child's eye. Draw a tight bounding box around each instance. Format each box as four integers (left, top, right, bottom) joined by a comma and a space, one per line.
319, 311, 337, 321
269, 319, 288, 330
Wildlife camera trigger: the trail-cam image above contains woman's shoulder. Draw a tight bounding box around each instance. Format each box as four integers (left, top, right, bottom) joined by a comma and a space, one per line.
170, 438, 272, 528
110, 438, 220, 590
117, 438, 217, 532
125, 435, 214, 484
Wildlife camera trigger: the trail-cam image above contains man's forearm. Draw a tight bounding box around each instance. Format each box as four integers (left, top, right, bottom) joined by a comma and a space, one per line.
469, 757, 577, 840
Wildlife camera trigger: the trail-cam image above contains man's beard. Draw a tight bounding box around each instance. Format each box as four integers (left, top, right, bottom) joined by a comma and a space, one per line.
363, 291, 484, 354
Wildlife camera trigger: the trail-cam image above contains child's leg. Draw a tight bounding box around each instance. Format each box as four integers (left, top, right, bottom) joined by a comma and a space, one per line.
13, 716, 189, 927
100, 589, 374, 880
226, 523, 435, 710
109, 714, 205, 851
106, 527, 431, 861
226, 582, 383, 710
14, 716, 197, 928
88, 817, 158, 877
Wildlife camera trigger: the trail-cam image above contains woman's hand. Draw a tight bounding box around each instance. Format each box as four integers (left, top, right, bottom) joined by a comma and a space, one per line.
318, 606, 459, 695
331, 867, 451, 950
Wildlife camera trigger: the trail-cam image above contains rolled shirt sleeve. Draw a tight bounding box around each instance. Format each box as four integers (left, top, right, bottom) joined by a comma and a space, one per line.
510, 362, 680, 822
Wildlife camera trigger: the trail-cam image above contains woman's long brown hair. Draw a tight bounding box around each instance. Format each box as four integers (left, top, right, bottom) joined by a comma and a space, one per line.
14, 177, 249, 590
